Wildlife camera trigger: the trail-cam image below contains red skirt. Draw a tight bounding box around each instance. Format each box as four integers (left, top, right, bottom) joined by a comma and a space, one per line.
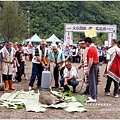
107, 53, 120, 83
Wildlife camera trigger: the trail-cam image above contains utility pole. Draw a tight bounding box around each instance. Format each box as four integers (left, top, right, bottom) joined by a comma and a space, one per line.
27, 7, 30, 39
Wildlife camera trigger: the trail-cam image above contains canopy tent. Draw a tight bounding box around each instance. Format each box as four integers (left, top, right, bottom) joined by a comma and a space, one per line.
24, 34, 42, 43
0, 40, 5, 44
46, 34, 63, 43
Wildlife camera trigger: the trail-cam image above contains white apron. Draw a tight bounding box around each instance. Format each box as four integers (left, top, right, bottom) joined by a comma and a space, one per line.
1, 47, 15, 75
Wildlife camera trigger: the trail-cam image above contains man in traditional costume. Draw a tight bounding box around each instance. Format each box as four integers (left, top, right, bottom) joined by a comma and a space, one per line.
47, 44, 65, 88
1, 42, 16, 91
104, 39, 120, 98
29, 40, 48, 90
78, 40, 90, 95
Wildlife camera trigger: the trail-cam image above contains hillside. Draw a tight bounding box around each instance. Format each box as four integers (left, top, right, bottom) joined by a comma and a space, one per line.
1, 1, 120, 45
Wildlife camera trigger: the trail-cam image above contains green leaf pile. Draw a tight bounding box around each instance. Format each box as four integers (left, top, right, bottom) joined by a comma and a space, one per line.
73, 94, 87, 107
61, 91, 87, 107
0, 90, 87, 113
62, 91, 74, 97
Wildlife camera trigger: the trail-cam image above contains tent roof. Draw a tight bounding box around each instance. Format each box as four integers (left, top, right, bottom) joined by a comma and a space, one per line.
0, 40, 5, 44
46, 34, 63, 43
25, 34, 42, 43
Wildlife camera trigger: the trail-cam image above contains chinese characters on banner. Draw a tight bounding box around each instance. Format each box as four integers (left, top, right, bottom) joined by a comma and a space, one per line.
65, 24, 117, 47
65, 24, 117, 33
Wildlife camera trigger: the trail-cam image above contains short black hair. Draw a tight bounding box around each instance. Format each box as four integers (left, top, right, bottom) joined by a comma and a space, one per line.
65, 60, 71, 64
112, 39, 117, 44
18, 43, 23, 47
84, 37, 92, 43
117, 40, 120, 45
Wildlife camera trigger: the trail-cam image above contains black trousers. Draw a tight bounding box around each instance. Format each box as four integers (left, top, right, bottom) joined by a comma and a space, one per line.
76, 55, 80, 63
16, 62, 24, 82
105, 76, 119, 95
37, 64, 44, 87
53, 65, 65, 87
72, 56, 76, 63
2, 74, 12, 81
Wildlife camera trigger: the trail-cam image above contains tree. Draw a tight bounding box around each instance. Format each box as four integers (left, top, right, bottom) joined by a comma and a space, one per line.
18, 1, 120, 44
0, 2, 27, 42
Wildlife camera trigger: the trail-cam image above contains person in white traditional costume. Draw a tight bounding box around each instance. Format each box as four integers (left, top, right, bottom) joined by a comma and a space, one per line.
47, 44, 65, 88
1, 42, 16, 91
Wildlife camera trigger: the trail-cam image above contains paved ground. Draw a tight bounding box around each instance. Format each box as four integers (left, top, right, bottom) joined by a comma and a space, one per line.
0, 61, 120, 119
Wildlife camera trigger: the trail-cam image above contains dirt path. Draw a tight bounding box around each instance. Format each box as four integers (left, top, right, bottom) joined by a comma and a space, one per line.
0, 61, 119, 119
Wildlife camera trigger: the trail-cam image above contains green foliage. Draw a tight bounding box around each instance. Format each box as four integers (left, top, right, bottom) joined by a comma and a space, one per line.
16, 104, 25, 109
62, 91, 74, 97
61, 91, 87, 107
73, 94, 87, 107
1, 1, 120, 45
0, 2, 27, 42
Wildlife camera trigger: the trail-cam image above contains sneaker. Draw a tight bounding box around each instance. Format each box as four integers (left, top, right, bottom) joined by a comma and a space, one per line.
86, 97, 97, 103
12, 78, 15, 82
24, 76, 28, 80
88, 97, 92, 99
28, 86, 32, 91
105, 92, 110, 96
59, 87, 64, 90
114, 94, 119, 98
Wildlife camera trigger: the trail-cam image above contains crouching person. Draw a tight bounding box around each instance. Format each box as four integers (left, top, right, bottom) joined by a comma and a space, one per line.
60, 61, 79, 93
